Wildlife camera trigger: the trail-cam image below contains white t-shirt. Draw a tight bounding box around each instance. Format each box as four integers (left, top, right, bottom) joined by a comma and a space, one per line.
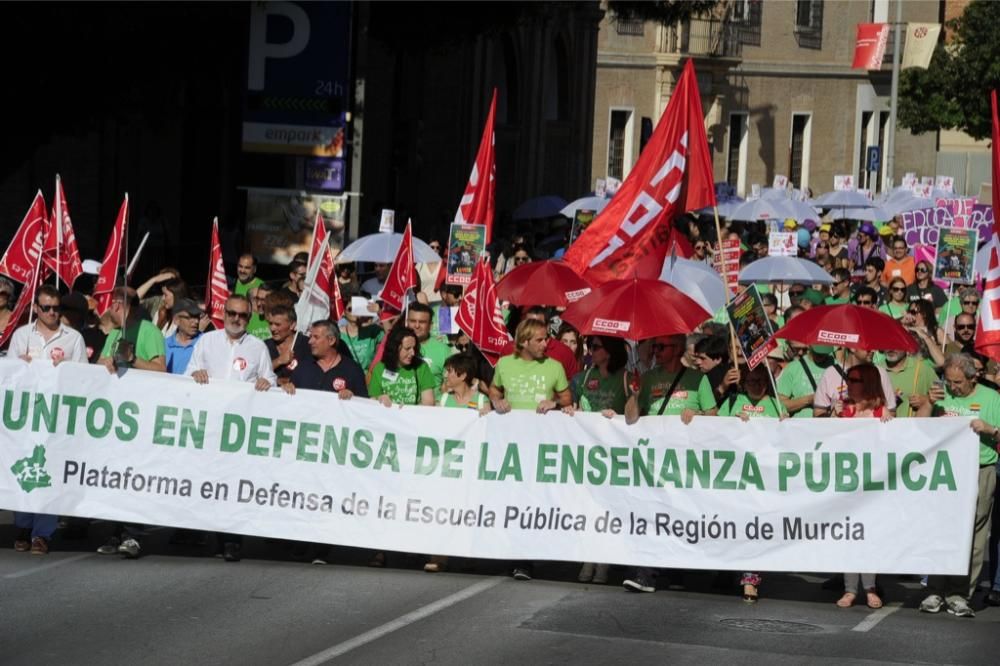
8, 322, 88, 364
185, 329, 277, 385
813, 364, 897, 411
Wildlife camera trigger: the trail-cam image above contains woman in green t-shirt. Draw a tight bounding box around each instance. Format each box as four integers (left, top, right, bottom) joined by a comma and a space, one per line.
369, 326, 435, 407
879, 277, 909, 320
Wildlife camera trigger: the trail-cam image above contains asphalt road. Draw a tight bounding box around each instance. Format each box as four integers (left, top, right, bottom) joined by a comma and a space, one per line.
2, 515, 998, 665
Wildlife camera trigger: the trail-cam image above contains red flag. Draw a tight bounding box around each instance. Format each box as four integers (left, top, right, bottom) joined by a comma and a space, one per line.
93, 194, 129, 315
0, 232, 46, 348
0, 191, 48, 285
454, 89, 496, 244
296, 213, 345, 325
852, 23, 889, 70
563, 60, 715, 285
456, 257, 512, 366
42, 175, 84, 287
205, 217, 230, 329
975, 90, 1000, 361
379, 219, 416, 311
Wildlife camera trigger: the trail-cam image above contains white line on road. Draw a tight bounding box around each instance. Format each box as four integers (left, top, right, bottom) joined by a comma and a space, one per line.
851, 601, 902, 632
4, 553, 93, 579
288, 577, 504, 666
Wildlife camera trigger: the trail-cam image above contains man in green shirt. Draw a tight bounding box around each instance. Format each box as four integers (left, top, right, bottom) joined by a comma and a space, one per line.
233, 253, 264, 297
825, 268, 852, 305
777, 343, 834, 418
99, 287, 167, 373
625, 333, 716, 425
490, 319, 570, 413
880, 347, 935, 418
917, 353, 999, 618
406, 302, 454, 398
246, 283, 272, 340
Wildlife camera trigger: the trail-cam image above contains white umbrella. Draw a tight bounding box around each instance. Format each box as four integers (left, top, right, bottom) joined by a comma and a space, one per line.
561, 196, 609, 218
697, 197, 744, 218
336, 232, 440, 264
781, 200, 822, 224
829, 206, 892, 222
658, 254, 727, 314
881, 195, 933, 218
728, 198, 794, 222
738, 256, 834, 285
759, 187, 791, 200
810, 190, 874, 209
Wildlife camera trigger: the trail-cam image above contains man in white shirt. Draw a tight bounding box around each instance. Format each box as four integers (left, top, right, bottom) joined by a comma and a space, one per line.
185, 294, 275, 562
186, 294, 277, 391
8, 284, 87, 556
8, 285, 87, 365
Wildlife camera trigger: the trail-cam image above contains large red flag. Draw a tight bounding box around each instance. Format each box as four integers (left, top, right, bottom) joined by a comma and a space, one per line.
454, 89, 496, 244
0, 229, 47, 348
42, 174, 84, 287
93, 194, 129, 315
379, 220, 416, 311
0, 191, 48, 285
851, 23, 889, 70
455, 257, 512, 366
564, 60, 715, 284
295, 213, 345, 325
205, 217, 229, 329
975, 90, 1000, 361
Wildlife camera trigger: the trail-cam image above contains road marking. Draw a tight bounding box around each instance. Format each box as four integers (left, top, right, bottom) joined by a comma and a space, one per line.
851, 601, 902, 632
4, 553, 93, 579
288, 577, 504, 666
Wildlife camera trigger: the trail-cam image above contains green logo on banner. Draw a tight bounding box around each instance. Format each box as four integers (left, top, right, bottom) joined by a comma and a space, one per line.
10, 445, 53, 493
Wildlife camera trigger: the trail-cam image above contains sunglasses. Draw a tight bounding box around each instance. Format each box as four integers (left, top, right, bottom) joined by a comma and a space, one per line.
694, 245, 705, 251
890, 287, 905, 292
856, 299, 874, 305
513, 256, 530, 263
790, 290, 805, 297
963, 300, 979, 306
908, 309, 920, 315
225, 309, 250, 320
37, 304, 60, 313
955, 324, 976, 331
916, 267, 929, 273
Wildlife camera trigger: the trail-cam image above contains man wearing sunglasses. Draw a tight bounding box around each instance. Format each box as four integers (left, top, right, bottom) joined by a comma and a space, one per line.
99, 287, 167, 373
8, 285, 87, 365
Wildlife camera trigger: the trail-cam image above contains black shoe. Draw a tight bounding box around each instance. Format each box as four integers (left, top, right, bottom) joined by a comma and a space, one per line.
223, 542, 241, 562
623, 574, 656, 593
987, 589, 1000, 607
512, 566, 532, 581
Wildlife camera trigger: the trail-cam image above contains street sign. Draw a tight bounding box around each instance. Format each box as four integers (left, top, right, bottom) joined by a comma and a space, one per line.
866, 146, 881, 173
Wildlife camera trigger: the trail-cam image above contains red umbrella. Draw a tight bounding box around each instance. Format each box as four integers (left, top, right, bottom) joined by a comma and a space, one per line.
560, 277, 710, 340
496, 259, 592, 307
774, 304, 918, 352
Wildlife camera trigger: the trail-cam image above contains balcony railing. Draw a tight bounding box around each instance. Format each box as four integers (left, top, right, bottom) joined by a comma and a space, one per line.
668, 19, 743, 58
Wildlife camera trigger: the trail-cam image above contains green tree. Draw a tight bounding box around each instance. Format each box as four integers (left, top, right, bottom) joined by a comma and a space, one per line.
608, 1, 719, 26
898, 0, 1000, 140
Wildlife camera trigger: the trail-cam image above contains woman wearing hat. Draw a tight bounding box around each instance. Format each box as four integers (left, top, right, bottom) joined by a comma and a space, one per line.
850, 222, 885, 277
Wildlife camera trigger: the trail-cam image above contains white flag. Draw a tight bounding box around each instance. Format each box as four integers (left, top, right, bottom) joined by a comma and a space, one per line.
902, 23, 941, 70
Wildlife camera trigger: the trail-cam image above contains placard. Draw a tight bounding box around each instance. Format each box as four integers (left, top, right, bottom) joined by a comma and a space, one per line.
726, 285, 777, 369
933, 227, 978, 284
768, 232, 797, 257
446, 223, 488, 286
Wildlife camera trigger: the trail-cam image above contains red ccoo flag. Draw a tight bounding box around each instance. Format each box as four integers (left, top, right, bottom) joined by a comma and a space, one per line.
454, 89, 497, 244
93, 194, 129, 315
0, 229, 47, 348
0, 191, 49, 285
564, 59, 715, 285
205, 217, 230, 329
379, 219, 416, 312
42, 174, 84, 288
295, 213, 345, 326
455, 257, 512, 366
975, 90, 1000, 361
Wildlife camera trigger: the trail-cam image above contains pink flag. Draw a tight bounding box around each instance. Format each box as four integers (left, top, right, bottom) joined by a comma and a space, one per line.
205, 217, 230, 329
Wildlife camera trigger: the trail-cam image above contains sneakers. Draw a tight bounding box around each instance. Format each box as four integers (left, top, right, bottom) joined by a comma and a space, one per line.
97, 536, 121, 555
29, 537, 49, 555
512, 566, 532, 581
222, 542, 241, 562
919, 594, 945, 613
623, 574, 656, 593
946, 596, 975, 618
14, 539, 31, 552
592, 564, 610, 585
578, 563, 595, 583
311, 557, 327, 565
118, 538, 141, 559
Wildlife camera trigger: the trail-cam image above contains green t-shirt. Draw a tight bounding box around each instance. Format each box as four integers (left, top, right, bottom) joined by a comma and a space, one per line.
932, 384, 1000, 465
440, 392, 487, 410
878, 301, 908, 320
420, 338, 454, 399
936, 295, 963, 329
776, 355, 827, 418
825, 296, 850, 305
369, 362, 435, 406
247, 313, 271, 341
101, 320, 166, 362
718, 393, 782, 418
341, 325, 383, 370
234, 277, 264, 297
638, 367, 716, 416
571, 367, 627, 414
493, 355, 569, 411
881, 355, 936, 418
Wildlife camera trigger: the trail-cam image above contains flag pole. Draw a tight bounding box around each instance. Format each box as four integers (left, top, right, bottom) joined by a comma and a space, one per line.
712, 206, 741, 373
54, 174, 62, 291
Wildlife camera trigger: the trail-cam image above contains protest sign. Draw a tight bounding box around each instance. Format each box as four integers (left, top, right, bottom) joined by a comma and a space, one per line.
935, 176, 955, 193
900, 201, 993, 248
605, 177, 622, 197
0, 360, 978, 574
379, 209, 395, 233
713, 238, 741, 294
446, 223, 487, 286
768, 232, 797, 257
568, 209, 597, 247
933, 227, 978, 284
772, 175, 788, 190
834, 175, 854, 191
726, 285, 776, 368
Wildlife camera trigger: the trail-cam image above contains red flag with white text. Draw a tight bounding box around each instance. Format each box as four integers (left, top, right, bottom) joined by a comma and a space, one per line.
0, 191, 49, 285
42, 175, 84, 287
456, 257, 512, 366
563, 60, 715, 284
379, 220, 416, 311
93, 194, 129, 315
851, 23, 890, 70
205, 217, 230, 329
0, 233, 46, 348
454, 89, 496, 244
975, 90, 1000, 361
296, 214, 345, 325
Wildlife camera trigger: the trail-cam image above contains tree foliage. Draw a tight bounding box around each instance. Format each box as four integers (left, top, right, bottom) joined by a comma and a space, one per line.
898, 0, 1000, 140
608, 1, 719, 26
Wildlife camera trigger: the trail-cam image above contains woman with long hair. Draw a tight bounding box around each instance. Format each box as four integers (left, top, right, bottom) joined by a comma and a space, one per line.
905, 298, 946, 366
879, 277, 909, 320
557, 322, 584, 368
906, 259, 948, 310
369, 325, 435, 407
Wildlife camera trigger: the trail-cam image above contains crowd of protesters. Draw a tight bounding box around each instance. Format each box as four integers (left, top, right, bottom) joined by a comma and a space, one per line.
2, 212, 999, 618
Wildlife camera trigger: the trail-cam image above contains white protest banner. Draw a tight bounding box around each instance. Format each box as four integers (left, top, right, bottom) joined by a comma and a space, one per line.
768, 232, 797, 257
834, 175, 854, 191
772, 175, 788, 190
0, 361, 979, 574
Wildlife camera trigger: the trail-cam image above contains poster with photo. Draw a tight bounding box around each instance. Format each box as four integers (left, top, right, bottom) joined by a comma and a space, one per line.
569, 208, 597, 246
726, 285, 776, 369
245, 188, 346, 265
446, 223, 487, 286
933, 227, 978, 284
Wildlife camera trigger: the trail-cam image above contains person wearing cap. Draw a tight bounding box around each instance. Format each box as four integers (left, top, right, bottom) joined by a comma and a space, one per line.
849, 222, 885, 275
882, 235, 915, 286
777, 343, 834, 418
827, 223, 850, 270
165, 298, 204, 374
798, 288, 824, 311
782, 218, 797, 232
812, 348, 897, 418
60, 291, 105, 363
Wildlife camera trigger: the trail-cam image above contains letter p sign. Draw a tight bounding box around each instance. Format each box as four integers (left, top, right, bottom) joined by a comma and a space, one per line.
248, 2, 311, 91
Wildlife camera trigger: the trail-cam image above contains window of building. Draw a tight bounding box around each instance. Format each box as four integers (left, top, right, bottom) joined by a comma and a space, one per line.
794, 0, 823, 49
726, 112, 749, 196
615, 16, 644, 36
607, 108, 634, 180
858, 110, 872, 186
789, 113, 812, 191
733, 0, 762, 47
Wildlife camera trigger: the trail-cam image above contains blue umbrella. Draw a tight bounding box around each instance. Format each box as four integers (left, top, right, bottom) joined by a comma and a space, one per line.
738, 256, 834, 285
513, 195, 569, 221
